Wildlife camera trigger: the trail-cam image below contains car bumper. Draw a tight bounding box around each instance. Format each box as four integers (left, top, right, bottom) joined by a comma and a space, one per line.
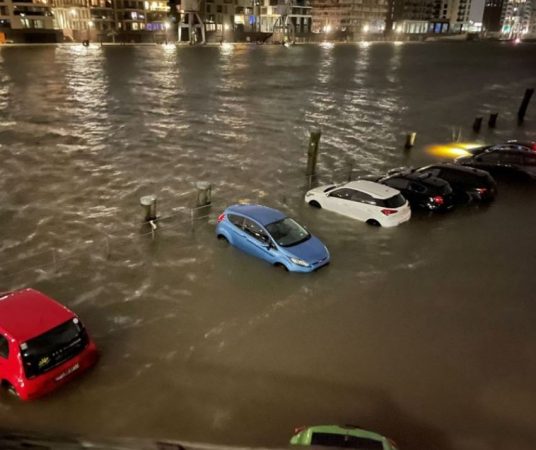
19, 342, 99, 401
288, 256, 330, 273
381, 209, 411, 227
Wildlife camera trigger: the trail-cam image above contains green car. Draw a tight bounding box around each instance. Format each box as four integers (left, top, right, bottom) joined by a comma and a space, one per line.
290, 424, 399, 450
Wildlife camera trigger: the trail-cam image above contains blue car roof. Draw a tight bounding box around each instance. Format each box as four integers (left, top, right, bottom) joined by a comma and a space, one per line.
226, 204, 286, 226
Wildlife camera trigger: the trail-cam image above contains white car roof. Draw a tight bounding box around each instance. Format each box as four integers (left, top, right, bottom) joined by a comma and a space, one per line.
343, 180, 400, 199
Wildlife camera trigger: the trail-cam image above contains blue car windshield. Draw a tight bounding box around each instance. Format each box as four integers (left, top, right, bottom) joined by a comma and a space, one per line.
265, 218, 310, 247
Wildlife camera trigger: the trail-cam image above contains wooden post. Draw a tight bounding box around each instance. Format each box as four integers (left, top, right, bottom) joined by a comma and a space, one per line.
472, 117, 483, 133
488, 113, 498, 128
306, 129, 321, 177
404, 132, 416, 149
518, 88, 534, 125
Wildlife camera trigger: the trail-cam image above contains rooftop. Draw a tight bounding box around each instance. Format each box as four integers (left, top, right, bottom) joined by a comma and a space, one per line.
0, 289, 75, 342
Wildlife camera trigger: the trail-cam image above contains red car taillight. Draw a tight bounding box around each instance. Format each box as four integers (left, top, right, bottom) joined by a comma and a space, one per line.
217, 213, 225, 223
432, 195, 444, 205
381, 209, 398, 216
476, 188, 488, 194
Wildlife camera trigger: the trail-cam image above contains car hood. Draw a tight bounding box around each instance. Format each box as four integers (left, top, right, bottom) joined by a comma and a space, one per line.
281, 235, 329, 263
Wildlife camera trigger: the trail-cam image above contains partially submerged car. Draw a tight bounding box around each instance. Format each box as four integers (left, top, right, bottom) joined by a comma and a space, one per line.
305, 180, 411, 227
291, 424, 399, 450
216, 204, 330, 273
375, 171, 455, 212
415, 163, 497, 203
455, 146, 536, 179
0, 289, 98, 400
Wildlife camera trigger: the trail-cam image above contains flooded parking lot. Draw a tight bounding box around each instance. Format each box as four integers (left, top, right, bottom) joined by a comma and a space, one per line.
1, 42, 536, 450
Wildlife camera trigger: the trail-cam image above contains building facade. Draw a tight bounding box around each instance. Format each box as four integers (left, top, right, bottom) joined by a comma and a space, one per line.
311, 0, 388, 35
482, 0, 504, 31
501, 0, 532, 36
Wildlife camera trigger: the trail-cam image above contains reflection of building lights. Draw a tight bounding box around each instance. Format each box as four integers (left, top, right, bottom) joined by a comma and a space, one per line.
323, 24, 332, 33
514, 37, 521, 44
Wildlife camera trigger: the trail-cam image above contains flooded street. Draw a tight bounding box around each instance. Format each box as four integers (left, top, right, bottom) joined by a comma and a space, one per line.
1, 42, 536, 450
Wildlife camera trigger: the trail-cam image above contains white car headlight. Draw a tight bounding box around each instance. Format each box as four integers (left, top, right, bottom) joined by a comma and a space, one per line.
290, 257, 309, 267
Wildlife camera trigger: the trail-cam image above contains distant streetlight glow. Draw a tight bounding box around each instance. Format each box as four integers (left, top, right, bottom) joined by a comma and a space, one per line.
324, 24, 332, 33
164, 20, 171, 30
426, 142, 482, 158
224, 24, 230, 31
363, 24, 369, 33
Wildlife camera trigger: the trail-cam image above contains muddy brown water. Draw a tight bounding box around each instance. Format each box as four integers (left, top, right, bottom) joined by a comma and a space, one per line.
0, 42, 536, 450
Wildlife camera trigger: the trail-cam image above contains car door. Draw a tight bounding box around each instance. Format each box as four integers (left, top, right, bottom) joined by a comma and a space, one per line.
522, 154, 536, 178
348, 189, 376, 221
242, 218, 277, 264
325, 188, 355, 218
226, 214, 249, 252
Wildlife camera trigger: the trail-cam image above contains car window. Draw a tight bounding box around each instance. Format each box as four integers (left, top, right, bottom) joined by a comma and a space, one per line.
310, 432, 383, 450
409, 182, 426, 193
329, 188, 353, 200
349, 190, 376, 205
478, 151, 501, 163
383, 177, 409, 190
379, 194, 406, 208
0, 334, 9, 359
439, 169, 471, 184
421, 167, 440, 177
243, 218, 270, 243
500, 152, 524, 165
227, 214, 244, 229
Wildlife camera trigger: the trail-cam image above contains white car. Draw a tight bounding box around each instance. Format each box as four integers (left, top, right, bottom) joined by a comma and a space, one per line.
305, 180, 411, 227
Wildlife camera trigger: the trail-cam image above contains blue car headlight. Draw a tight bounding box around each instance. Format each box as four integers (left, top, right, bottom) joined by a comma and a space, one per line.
290, 257, 309, 267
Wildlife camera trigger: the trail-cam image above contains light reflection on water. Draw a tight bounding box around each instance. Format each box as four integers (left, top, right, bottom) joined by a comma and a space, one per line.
0, 43, 535, 450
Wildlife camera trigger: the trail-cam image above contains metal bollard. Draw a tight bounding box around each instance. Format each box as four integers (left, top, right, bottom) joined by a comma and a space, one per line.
517, 88, 534, 125
195, 182, 212, 208
306, 129, 321, 177
488, 113, 498, 128
404, 132, 416, 149
472, 117, 483, 133
140, 195, 157, 222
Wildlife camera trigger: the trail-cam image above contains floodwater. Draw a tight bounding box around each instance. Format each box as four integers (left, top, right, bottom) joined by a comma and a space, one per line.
0, 42, 536, 450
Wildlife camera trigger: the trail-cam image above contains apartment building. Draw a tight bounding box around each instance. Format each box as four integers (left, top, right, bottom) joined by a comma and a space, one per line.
501, 0, 533, 35
311, 0, 388, 35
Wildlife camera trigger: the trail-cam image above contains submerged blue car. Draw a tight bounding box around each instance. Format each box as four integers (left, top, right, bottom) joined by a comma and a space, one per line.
216, 204, 330, 273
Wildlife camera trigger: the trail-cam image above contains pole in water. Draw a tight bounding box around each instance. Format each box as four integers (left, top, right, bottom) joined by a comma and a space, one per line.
195, 182, 212, 208
404, 132, 416, 149
140, 195, 157, 222
518, 88, 534, 124
451, 127, 462, 142
306, 129, 321, 177
472, 117, 483, 133
488, 113, 498, 128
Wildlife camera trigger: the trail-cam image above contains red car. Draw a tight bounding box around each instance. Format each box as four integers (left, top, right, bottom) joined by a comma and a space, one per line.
0, 289, 98, 400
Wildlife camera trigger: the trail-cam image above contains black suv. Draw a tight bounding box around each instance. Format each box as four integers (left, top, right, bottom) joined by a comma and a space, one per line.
455, 148, 536, 180
416, 163, 497, 203
376, 171, 455, 212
